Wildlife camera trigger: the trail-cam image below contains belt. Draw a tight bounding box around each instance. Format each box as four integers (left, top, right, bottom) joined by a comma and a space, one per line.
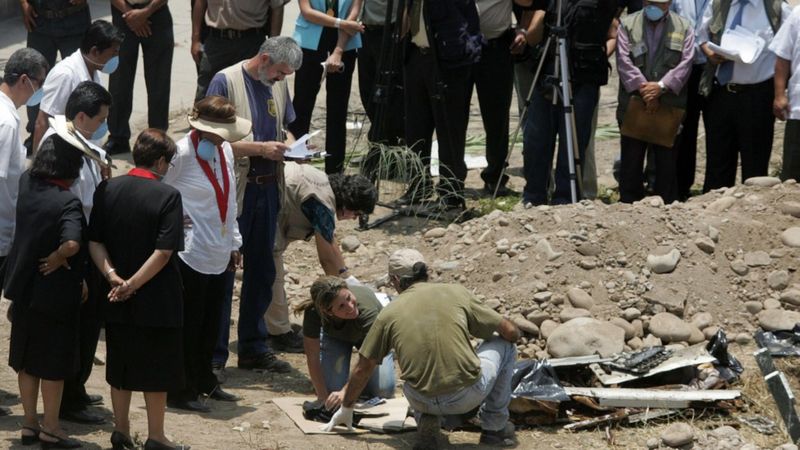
208, 27, 264, 40
485, 29, 515, 46
247, 174, 277, 184
37, 3, 87, 19
715, 78, 770, 94
412, 45, 431, 55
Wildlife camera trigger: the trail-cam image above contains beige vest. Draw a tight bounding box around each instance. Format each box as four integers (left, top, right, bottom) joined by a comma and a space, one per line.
275, 162, 337, 252
218, 61, 290, 215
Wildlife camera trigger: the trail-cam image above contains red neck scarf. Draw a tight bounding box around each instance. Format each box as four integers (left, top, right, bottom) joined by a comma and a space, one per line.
127, 167, 161, 180
190, 130, 230, 226
45, 178, 71, 190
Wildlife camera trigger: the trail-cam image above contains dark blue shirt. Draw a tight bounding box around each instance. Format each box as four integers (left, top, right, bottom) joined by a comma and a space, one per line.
301, 198, 335, 243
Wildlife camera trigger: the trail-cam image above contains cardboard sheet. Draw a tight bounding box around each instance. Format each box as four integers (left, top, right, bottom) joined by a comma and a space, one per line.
272, 396, 417, 435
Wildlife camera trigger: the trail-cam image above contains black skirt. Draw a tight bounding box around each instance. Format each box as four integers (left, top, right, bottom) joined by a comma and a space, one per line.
8, 300, 79, 381
105, 322, 185, 392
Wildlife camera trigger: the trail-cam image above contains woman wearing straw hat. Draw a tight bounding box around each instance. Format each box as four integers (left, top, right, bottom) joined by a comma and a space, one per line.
88, 129, 189, 450
163, 96, 251, 413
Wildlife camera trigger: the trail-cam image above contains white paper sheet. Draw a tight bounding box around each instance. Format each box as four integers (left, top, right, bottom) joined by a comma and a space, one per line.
286, 130, 327, 160
706, 26, 765, 64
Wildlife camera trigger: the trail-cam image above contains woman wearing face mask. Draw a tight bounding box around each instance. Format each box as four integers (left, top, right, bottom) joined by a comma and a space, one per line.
295, 276, 395, 412
88, 129, 189, 450
4, 134, 86, 448
162, 95, 251, 413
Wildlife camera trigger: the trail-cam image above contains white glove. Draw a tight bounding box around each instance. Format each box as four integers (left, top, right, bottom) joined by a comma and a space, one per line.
345, 275, 362, 286
320, 405, 354, 432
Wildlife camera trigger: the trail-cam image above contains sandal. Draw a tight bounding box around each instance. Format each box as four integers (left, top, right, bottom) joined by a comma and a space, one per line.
21, 426, 39, 446
38, 429, 81, 449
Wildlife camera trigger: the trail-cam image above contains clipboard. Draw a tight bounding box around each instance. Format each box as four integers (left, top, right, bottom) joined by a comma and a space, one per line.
620, 97, 686, 148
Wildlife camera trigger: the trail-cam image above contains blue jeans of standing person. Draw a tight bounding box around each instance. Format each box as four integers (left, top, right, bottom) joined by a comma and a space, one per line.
321, 333, 396, 398
402, 337, 516, 432
216, 182, 280, 361
522, 83, 599, 205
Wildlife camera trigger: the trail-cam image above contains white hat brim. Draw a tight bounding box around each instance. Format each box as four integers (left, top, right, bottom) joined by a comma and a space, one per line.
187, 115, 253, 143
48, 115, 109, 168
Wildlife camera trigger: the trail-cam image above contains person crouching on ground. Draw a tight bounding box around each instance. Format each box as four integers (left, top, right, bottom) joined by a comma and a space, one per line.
323, 249, 522, 449
295, 276, 395, 411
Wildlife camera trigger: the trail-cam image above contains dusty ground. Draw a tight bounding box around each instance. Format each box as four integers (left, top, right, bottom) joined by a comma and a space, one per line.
0, 52, 798, 450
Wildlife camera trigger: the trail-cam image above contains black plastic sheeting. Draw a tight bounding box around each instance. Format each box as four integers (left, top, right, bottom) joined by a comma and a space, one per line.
511, 359, 570, 401
755, 324, 800, 357
707, 329, 744, 381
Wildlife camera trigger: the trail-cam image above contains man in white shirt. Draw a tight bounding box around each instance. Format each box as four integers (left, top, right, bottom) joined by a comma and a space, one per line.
697, 0, 791, 191
0, 49, 49, 289
770, 5, 800, 182
32, 19, 123, 152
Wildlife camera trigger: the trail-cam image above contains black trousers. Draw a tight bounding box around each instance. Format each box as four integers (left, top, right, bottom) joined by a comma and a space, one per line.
619, 135, 678, 204
108, 5, 174, 143
404, 45, 472, 200
60, 267, 104, 413
703, 78, 775, 191
288, 28, 357, 174
358, 24, 405, 145
195, 33, 265, 101
783, 119, 800, 181
471, 31, 514, 187
169, 261, 226, 402
674, 64, 706, 201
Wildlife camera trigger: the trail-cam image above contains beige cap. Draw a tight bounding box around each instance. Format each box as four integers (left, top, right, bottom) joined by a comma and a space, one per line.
187, 109, 252, 143
388, 249, 426, 278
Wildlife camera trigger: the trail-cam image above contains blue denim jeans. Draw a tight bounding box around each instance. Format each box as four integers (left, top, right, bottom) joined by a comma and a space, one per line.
321, 333, 395, 398
402, 337, 516, 432
522, 83, 600, 205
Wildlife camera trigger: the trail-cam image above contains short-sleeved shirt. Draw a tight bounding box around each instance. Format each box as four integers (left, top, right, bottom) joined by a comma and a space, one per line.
0, 91, 27, 256
204, 0, 289, 30
770, 5, 800, 120
359, 282, 503, 396
303, 284, 383, 345
39, 50, 101, 118
476, 0, 512, 39
89, 175, 185, 328
207, 68, 296, 177
362, 0, 397, 25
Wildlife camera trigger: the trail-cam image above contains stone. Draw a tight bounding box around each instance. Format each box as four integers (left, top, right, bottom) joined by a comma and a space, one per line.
546, 317, 625, 358
540, 320, 559, 339
782, 227, 800, 248
492, 273, 504, 282
628, 337, 644, 350
730, 260, 749, 276
576, 242, 602, 257
512, 316, 540, 337
695, 236, 716, 254
646, 437, 660, 449
424, 227, 447, 239
688, 326, 706, 345
642, 334, 663, 347
744, 250, 771, 267
780, 289, 800, 306
648, 312, 694, 343
623, 308, 642, 321
533, 291, 552, 303
780, 201, 800, 218
610, 318, 636, 340
526, 310, 550, 326
578, 259, 597, 270
734, 333, 752, 345
484, 299, 502, 310
495, 239, 510, 254
559, 307, 592, 322
703, 326, 720, 340
775, 444, 799, 450
765, 298, 782, 310
758, 309, 800, 331
707, 196, 736, 212
661, 423, 694, 448
744, 301, 763, 314
340, 235, 361, 252
768, 270, 790, 290
643, 286, 686, 315
647, 248, 681, 274
708, 225, 720, 242
691, 312, 713, 330
744, 176, 781, 187
536, 239, 562, 261
567, 288, 594, 309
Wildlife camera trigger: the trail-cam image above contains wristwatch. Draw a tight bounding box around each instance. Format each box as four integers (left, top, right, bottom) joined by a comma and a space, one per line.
657, 81, 667, 94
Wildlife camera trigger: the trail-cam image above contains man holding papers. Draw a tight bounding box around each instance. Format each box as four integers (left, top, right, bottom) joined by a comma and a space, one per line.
697, 0, 791, 191
769, 5, 800, 182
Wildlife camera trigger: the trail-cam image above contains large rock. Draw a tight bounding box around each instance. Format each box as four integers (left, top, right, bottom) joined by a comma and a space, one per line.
609, 318, 636, 340
540, 320, 559, 339
780, 289, 800, 307
661, 423, 695, 448
546, 318, 625, 358
424, 227, 447, 239
780, 201, 800, 218
730, 260, 749, 276
340, 235, 361, 252
691, 312, 713, 330
643, 286, 687, 315
648, 312, 694, 343
576, 242, 602, 257
559, 307, 592, 322
695, 236, 716, 254
647, 248, 681, 274
525, 310, 550, 326
768, 270, 790, 290
511, 316, 539, 337
744, 176, 781, 187
567, 287, 594, 309
781, 227, 800, 248
758, 309, 800, 331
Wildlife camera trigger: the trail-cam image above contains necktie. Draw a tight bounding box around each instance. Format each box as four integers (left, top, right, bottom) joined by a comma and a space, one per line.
410, 0, 422, 37
717, 0, 749, 85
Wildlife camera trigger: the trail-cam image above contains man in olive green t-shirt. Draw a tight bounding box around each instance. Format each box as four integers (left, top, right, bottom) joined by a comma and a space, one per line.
323, 249, 521, 448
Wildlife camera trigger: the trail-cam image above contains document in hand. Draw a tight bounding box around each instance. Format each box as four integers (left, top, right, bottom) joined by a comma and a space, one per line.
285, 130, 327, 160
706, 26, 765, 64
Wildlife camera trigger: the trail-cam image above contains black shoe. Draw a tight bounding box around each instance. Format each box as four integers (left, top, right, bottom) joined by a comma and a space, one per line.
484, 182, 511, 197
21, 426, 39, 446
268, 331, 304, 353
82, 394, 103, 406
479, 422, 517, 447
103, 140, 131, 155
413, 414, 442, 450
144, 438, 190, 450
207, 386, 240, 402
111, 431, 135, 450
59, 408, 105, 424
38, 430, 81, 449
395, 181, 434, 206
237, 352, 291, 373
167, 399, 211, 413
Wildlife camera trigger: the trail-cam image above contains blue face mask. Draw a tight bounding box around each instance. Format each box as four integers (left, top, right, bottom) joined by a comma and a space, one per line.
91, 121, 108, 141
25, 79, 43, 107
644, 5, 666, 21
196, 139, 216, 161
101, 56, 119, 74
